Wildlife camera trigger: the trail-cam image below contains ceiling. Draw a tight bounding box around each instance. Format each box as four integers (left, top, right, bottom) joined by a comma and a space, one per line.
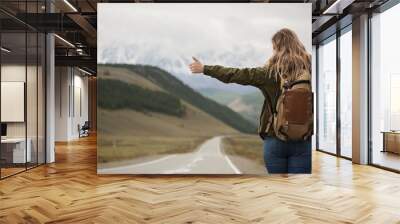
0, 0, 392, 75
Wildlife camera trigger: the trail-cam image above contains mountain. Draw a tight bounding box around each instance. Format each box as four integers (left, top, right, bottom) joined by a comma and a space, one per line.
198, 88, 243, 105
199, 88, 264, 125
99, 43, 266, 77
98, 64, 257, 135
228, 92, 264, 125
98, 43, 266, 92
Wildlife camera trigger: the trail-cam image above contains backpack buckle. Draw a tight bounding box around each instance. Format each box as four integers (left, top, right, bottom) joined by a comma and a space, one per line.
283, 81, 291, 90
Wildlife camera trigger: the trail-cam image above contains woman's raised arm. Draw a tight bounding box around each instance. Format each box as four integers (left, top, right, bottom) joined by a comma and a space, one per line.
189, 57, 274, 87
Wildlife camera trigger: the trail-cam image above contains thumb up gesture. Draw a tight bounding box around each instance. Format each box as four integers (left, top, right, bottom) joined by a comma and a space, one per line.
189, 57, 204, 74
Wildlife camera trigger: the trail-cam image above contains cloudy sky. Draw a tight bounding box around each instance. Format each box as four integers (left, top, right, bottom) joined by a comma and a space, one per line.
98, 3, 311, 91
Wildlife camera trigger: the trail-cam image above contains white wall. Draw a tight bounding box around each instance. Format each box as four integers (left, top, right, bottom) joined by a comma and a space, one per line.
1, 66, 25, 126
1, 63, 46, 164
73, 73, 89, 137
55, 66, 70, 141
1, 65, 38, 138
55, 67, 89, 141
1, 65, 27, 140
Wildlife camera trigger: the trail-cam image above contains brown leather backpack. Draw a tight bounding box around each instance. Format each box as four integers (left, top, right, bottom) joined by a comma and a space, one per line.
273, 79, 313, 141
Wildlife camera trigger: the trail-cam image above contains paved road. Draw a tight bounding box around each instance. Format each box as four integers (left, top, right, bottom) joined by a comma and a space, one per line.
98, 136, 241, 174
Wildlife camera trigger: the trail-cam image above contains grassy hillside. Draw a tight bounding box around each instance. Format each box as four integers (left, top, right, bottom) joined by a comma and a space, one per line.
98, 64, 257, 134
97, 99, 239, 163
222, 135, 264, 166
98, 78, 184, 117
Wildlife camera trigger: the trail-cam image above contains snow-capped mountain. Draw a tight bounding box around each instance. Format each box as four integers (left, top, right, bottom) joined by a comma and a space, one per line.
98, 42, 269, 93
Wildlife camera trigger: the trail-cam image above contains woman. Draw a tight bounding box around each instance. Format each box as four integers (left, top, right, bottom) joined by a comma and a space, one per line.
189, 28, 312, 174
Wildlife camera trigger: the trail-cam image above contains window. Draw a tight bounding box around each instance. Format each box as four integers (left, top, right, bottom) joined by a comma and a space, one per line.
0, 2, 46, 179
339, 28, 352, 158
312, 45, 317, 150
370, 3, 400, 171
317, 37, 337, 154
1, 31, 28, 178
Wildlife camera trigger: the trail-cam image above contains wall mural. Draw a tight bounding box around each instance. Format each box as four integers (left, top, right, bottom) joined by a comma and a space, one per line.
97, 3, 312, 174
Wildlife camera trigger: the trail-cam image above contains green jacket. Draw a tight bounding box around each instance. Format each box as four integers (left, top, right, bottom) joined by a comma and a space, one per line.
203, 65, 280, 138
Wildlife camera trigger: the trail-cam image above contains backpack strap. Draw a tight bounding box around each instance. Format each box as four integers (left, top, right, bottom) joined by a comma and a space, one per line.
265, 91, 276, 114
283, 80, 311, 89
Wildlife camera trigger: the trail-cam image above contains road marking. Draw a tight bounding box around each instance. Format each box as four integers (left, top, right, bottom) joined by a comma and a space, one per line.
99, 136, 242, 174
224, 155, 241, 174
218, 137, 241, 174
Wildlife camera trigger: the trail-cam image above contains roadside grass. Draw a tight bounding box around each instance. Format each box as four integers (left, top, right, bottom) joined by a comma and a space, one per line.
98, 136, 208, 164
222, 135, 264, 166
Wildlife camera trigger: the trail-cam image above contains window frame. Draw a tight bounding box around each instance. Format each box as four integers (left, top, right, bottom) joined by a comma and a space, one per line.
315, 24, 353, 160
367, 0, 400, 173
0, 1, 47, 180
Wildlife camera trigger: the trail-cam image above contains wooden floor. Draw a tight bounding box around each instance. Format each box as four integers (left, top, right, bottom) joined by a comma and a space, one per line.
1, 135, 400, 224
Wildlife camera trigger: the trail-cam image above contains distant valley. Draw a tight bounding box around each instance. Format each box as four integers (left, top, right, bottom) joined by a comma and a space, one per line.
198, 88, 264, 125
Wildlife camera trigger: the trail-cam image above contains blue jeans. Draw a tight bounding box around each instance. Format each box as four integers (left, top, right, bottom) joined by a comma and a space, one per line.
263, 136, 311, 174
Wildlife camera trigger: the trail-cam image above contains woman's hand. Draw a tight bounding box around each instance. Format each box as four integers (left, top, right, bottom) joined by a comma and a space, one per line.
189, 57, 204, 74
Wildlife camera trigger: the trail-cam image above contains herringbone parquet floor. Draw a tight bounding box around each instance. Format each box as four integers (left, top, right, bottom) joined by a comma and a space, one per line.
1, 135, 400, 224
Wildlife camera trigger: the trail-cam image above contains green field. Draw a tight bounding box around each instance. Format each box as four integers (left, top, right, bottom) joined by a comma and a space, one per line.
222, 135, 264, 166
98, 136, 208, 164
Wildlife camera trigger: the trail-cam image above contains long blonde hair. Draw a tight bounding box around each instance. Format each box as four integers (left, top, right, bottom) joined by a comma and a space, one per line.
266, 28, 311, 83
